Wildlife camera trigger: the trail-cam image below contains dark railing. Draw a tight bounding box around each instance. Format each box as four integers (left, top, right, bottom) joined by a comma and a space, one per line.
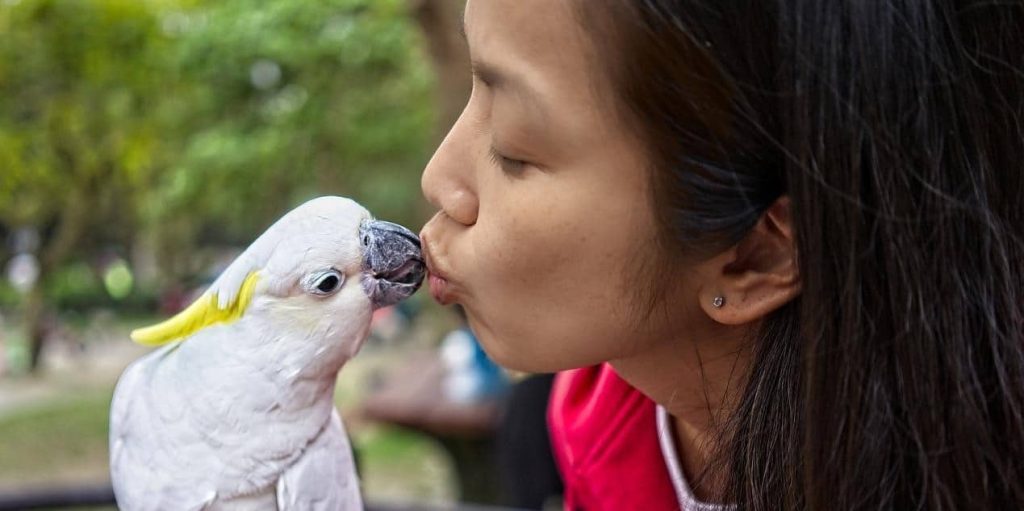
0, 484, 115, 510
0, 484, 528, 511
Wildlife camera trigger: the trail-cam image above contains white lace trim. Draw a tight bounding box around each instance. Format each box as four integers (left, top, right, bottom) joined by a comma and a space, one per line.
655, 405, 736, 511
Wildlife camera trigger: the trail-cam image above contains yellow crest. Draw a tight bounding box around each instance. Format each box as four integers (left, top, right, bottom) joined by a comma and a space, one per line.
130, 272, 261, 346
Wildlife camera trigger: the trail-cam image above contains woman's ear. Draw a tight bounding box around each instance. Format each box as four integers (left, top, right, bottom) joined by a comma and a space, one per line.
699, 197, 800, 325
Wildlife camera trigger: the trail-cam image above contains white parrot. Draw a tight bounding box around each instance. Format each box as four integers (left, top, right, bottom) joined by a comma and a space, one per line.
109, 196, 424, 511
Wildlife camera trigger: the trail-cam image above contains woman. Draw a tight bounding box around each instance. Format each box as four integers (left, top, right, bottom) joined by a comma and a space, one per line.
419, 1, 1024, 509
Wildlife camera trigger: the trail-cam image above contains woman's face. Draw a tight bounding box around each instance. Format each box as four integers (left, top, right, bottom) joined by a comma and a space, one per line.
420, 0, 700, 372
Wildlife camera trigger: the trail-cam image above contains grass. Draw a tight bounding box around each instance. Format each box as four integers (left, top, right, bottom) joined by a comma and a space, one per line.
0, 391, 113, 486
355, 425, 457, 505
0, 389, 455, 506
0, 307, 461, 506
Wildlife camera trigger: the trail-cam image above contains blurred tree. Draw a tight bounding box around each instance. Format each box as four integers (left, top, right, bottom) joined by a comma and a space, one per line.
147, 0, 434, 276
408, 0, 470, 139
0, 0, 168, 370
0, 0, 434, 371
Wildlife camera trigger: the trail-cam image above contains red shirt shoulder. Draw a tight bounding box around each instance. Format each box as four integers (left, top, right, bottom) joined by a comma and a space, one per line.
548, 363, 678, 511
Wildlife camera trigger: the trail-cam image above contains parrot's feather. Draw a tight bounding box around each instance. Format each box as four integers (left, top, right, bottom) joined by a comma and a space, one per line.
130, 271, 260, 346
276, 410, 362, 510
111, 197, 383, 510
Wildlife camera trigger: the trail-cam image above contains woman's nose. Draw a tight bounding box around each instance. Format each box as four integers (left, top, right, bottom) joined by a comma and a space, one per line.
421, 114, 479, 227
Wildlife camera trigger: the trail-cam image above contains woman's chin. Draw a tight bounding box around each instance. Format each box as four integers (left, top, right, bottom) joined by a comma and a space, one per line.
464, 320, 522, 370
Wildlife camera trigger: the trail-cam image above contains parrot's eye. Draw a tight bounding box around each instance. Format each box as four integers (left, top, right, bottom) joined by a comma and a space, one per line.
306, 269, 345, 296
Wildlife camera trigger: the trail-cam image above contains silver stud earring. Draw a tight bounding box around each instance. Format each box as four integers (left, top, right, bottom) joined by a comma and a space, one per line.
712, 296, 725, 308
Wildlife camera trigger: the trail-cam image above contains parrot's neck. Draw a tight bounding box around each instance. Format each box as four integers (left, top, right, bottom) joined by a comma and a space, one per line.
142, 315, 354, 498
234, 310, 363, 389
171, 294, 370, 419
172, 327, 343, 423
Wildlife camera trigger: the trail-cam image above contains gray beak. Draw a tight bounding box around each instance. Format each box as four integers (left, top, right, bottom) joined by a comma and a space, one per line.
359, 219, 425, 309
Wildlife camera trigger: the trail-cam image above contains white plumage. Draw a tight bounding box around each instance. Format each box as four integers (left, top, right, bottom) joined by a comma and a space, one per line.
110, 196, 424, 511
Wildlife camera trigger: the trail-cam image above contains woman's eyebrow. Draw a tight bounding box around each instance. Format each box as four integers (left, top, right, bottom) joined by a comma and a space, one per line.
471, 59, 537, 98
459, 16, 521, 93
471, 59, 550, 123
461, 15, 550, 123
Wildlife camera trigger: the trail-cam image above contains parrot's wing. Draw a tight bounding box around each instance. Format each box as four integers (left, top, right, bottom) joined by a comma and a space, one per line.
111, 344, 216, 511
276, 409, 362, 511
110, 350, 147, 505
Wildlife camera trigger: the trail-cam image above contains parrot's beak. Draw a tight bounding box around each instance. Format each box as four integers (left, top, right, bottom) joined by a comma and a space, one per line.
359, 219, 425, 309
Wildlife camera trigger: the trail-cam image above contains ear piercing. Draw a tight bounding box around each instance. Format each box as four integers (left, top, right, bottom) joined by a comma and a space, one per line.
712, 296, 725, 308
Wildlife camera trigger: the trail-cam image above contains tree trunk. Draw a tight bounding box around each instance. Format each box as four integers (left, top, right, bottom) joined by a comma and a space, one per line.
408, 0, 470, 222
23, 283, 48, 372
25, 183, 93, 372
409, 0, 471, 139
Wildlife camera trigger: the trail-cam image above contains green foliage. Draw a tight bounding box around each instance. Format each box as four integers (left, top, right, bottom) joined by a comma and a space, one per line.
0, 0, 434, 289
46, 262, 103, 306
0, 282, 20, 310
40, 261, 157, 312
0, 0, 164, 243
149, 0, 434, 242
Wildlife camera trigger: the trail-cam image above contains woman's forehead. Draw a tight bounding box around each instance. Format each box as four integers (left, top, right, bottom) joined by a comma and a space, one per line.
463, 0, 618, 140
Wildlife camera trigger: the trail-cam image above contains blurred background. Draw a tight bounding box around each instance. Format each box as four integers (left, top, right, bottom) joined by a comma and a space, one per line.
0, 0, 560, 509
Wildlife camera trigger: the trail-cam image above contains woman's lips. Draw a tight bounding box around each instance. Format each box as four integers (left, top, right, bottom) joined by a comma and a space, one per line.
420, 231, 455, 305
428, 272, 451, 304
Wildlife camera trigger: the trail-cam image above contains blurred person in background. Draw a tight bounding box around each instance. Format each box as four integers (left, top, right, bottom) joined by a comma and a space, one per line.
419, 1, 1024, 510
440, 305, 508, 404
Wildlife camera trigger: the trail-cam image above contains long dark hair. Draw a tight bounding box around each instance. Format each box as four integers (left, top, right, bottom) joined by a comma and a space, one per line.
578, 1, 1024, 509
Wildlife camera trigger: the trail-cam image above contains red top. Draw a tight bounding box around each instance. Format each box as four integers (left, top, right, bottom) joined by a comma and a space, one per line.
548, 363, 679, 511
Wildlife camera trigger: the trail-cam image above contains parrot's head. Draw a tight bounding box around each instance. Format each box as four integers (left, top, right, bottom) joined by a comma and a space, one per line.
129, 196, 424, 349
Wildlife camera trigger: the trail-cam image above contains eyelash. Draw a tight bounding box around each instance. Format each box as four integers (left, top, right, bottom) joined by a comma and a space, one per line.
488, 146, 527, 175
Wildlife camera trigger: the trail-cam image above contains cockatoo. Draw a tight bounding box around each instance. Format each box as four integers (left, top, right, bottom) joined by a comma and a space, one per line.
109, 196, 424, 510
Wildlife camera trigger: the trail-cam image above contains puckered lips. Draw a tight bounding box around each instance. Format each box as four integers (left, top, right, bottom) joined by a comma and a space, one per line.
428, 270, 451, 305
420, 238, 455, 305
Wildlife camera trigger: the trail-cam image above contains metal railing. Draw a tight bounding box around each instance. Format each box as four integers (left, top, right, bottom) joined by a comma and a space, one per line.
0, 483, 529, 511
0, 484, 114, 510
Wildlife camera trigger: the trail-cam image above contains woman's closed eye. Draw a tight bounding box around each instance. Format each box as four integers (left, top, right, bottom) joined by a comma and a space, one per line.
489, 146, 528, 176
